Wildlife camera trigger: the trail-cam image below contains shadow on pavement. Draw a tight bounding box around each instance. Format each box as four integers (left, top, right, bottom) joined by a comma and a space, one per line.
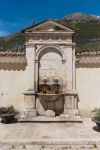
93, 126, 100, 132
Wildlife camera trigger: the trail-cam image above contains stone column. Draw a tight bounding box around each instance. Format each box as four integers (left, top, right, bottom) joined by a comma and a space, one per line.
61, 44, 79, 118
63, 44, 73, 91
25, 44, 35, 91
23, 44, 37, 118
35, 60, 39, 93
63, 95, 78, 117
72, 43, 76, 89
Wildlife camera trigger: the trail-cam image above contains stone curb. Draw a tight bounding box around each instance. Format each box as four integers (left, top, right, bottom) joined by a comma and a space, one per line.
0, 139, 100, 146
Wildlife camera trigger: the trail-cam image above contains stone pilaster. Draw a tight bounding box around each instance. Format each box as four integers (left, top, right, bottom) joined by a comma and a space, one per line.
23, 90, 37, 118
35, 60, 39, 93
23, 44, 37, 118
72, 43, 76, 89
63, 95, 78, 116
25, 44, 35, 91
63, 45, 73, 91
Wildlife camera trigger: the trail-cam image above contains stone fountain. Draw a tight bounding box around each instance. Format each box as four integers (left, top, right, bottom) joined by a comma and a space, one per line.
38, 76, 64, 116
22, 19, 81, 122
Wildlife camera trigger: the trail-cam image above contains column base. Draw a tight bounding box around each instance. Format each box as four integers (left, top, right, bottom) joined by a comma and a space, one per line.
64, 109, 79, 116
60, 109, 81, 121
23, 90, 36, 109
20, 109, 37, 119
22, 90, 37, 118
60, 112, 81, 121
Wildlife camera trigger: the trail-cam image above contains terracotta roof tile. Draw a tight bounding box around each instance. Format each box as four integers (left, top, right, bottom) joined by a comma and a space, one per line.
0, 50, 100, 57
76, 51, 100, 57
0, 51, 25, 57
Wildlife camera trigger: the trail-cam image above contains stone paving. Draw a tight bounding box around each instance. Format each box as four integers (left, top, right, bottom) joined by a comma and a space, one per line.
0, 118, 100, 149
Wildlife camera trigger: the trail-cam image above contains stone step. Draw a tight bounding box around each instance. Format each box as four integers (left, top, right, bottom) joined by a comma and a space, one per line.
0, 139, 100, 150
19, 115, 82, 123
0, 144, 100, 150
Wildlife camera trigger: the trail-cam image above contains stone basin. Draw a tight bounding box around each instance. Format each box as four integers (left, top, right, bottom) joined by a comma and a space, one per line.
37, 93, 61, 102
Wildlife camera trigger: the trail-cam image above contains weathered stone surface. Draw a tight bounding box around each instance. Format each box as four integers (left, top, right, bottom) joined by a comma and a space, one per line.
20, 109, 37, 118
0, 119, 100, 149
24, 91, 36, 109
37, 109, 45, 116
37, 99, 45, 116
3, 144, 100, 150
45, 110, 55, 117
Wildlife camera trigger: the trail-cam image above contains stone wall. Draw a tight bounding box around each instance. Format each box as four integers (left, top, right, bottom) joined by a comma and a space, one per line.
76, 64, 100, 117
0, 61, 100, 117
0, 63, 26, 111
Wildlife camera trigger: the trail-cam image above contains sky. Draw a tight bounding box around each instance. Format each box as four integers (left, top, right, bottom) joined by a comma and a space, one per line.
0, 0, 100, 36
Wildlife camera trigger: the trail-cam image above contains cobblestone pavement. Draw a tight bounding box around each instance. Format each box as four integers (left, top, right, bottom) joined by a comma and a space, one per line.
0, 118, 100, 149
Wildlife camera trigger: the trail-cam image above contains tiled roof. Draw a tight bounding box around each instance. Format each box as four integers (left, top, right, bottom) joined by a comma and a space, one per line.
76, 51, 100, 57
0, 50, 100, 57
0, 51, 26, 63
0, 51, 25, 57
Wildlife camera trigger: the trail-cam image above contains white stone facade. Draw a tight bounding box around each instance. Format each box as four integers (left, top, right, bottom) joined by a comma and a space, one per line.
0, 19, 100, 117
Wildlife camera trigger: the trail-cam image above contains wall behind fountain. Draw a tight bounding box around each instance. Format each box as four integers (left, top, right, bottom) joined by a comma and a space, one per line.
39, 50, 63, 93
1, 57, 100, 117
76, 64, 100, 117
0, 63, 26, 111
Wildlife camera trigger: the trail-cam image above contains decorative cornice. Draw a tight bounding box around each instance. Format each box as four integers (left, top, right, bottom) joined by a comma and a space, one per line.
26, 31, 75, 35
26, 43, 36, 47
64, 43, 76, 47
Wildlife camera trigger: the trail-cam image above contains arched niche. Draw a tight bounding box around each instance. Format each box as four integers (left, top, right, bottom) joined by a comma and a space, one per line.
36, 44, 66, 60
35, 45, 65, 93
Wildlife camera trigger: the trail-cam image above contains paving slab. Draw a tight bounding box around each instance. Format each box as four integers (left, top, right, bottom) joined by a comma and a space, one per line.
0, 118, 100, 149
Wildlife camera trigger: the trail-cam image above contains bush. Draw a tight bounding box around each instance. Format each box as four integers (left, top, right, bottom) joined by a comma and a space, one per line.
0, 105, 18, 116
92, 108, 100, 121
0, 106, 19, 124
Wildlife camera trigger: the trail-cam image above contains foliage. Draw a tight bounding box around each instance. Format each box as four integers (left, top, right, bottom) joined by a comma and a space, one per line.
92, 108, 100, 121
0, 105, 18, 116
0, 14, 100, 52
57, 17, 100, 52
0, 32, 25, 51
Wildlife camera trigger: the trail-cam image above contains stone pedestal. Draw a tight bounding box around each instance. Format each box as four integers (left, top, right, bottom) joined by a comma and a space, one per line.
60, 91, 79, 119
22, 90, 37, 118
64, 96, 78, 116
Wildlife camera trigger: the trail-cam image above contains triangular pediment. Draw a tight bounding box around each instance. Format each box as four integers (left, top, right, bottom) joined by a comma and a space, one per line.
22, 19, 75, 33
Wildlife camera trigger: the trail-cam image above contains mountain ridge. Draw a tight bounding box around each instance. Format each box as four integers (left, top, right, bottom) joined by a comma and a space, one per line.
0, 13, 100, 52
64, 13, 100, 21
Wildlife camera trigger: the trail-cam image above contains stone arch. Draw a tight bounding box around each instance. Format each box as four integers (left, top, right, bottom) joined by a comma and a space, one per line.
36, 44, 66, 60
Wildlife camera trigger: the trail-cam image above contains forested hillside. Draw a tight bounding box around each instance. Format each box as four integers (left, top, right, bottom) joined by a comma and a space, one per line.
0, 13, 100, 52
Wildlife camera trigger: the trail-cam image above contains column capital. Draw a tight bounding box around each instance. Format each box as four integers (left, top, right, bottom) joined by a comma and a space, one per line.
35, 59, 40, 63
64, 43, 76, 48
62, 59, 66, 63
23, 89, 35, 95
26, 42, 36, 48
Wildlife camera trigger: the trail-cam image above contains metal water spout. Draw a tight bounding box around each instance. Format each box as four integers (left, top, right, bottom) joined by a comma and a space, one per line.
43, 76, 47, 82
53, 76, 59, 94
53, 76, 59, 82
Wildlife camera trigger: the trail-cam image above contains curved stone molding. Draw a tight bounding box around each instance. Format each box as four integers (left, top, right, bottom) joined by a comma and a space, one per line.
36, 44, 66, 60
